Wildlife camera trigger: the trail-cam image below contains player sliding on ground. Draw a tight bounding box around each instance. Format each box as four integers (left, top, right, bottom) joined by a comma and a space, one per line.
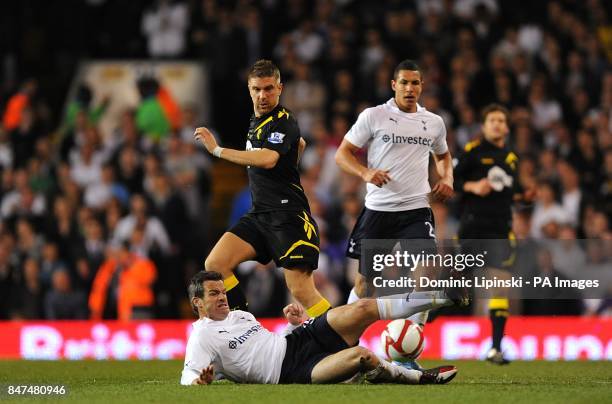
181, 271, 466, 385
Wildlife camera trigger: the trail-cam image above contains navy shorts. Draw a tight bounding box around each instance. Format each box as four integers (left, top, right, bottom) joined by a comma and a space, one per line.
279, 312, 351, 384
229, 210, 320, 270
346, 207, 437, 278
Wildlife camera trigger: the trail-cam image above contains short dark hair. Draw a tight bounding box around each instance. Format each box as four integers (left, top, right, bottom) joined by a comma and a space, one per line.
393, 59, 422, 80
188, 271, 223, 315
247, 59, 281, 81
481, 103, 510, 123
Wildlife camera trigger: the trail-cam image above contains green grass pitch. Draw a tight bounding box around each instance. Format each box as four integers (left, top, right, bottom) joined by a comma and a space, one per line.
0, 360, 610, 403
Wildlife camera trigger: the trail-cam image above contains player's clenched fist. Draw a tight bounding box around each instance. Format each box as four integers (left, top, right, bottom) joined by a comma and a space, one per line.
361, 168, 391, 187
192, 365, 214, 385
194, 127, 219, 154
283, 303, 307, 326
432, 178, 454, 202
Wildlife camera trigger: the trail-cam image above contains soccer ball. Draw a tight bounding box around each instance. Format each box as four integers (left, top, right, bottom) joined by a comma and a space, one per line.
380, 319, 424, 362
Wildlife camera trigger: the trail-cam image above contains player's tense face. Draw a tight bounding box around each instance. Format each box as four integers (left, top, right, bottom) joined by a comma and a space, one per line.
248, 76, 283, 117
203, 280, 230, 320
482, 111, 509, 144
392, 70, 422, 113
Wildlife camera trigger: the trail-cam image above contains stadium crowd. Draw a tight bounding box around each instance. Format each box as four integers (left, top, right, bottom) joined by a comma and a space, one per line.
0, 0, 610, 320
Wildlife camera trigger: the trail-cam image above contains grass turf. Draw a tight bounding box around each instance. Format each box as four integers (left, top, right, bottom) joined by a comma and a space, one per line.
0, 360, 610, 403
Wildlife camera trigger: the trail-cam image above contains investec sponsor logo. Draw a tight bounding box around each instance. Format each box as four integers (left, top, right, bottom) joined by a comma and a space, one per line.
228, 324, 263, 349
381, 133, 432, 146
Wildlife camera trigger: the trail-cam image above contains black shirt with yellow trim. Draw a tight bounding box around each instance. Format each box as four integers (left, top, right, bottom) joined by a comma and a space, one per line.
455, 138, 521, 233
246, 104, 310, 213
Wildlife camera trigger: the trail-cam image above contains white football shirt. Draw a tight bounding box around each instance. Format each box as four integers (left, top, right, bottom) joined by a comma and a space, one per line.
180, 310, 287, 385
345, 98, 448, 212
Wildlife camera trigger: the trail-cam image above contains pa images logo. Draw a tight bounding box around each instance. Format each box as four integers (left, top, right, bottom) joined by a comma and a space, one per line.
228, 340, 238, 349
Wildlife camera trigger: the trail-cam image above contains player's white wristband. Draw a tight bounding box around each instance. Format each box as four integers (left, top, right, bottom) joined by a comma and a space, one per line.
213, 146, 224, 158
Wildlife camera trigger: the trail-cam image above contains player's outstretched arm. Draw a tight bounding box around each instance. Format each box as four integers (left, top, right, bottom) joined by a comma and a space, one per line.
194, 127, 280, 169
431, 151, 454, 202
335, 139, 390, 187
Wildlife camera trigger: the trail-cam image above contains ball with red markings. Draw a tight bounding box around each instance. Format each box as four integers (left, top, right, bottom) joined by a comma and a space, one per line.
380, 319, 424, 361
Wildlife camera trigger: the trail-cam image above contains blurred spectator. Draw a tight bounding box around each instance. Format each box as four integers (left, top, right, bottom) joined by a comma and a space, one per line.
583, 210, 610, 239
455, 105, 481, 149
9, 106, 43, 168
84, 164, 129, 210
2, 79, 37, 133
135, 77, 181, 142
0, 169, 46, 220
39, 241, 69, 290
523, 248, 584, 315
69, 141, 103, 188
282, 62, 326, 139
528, 76, 562, 131
89, 242, 157, 320
113, 194, 171, 256
557, 161, 582, 227
141, 0, 189, 58
569, 129, 603, 194
9, 258, 43, 319
73, 218, 106, 290
360, 29, 386, 78
530, 181, 567, 238
291, 19, 324, 63
239, 262, 287, 317
44, 195, 80, 262
148, 171, 190, 253
15, 218, 44, 263
0, 131, 13, 170
44, 269, 88, 319
178, 105, 198, 144
549, 225, 586, 278
63, 84, 108, 134
115, 147, 144, 195
164, 138, 210, 224
108, 110, 145, 161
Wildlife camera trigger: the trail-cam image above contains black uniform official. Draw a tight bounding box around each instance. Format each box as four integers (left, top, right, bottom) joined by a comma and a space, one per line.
455, 138, 521, 239
229, 104, 320, 271
454, 138, 521, 268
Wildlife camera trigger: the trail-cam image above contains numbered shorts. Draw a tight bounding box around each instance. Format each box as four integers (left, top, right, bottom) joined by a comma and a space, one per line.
278, 312, 352, 384
229, 210, 320, 270
346, 207, 437, 278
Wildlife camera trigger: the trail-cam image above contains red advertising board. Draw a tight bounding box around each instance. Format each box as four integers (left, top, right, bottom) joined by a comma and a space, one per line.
0, 317, 609, 360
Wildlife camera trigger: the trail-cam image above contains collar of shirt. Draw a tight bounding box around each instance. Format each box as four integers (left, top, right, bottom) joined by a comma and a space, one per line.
251, 104, 283, 124
196, 314, 231, 327
385, 98, 426, 116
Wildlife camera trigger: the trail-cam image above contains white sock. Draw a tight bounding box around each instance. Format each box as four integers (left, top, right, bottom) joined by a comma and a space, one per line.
376, 291, 451, 320
365, 357, 421, 384
407, 310, 429, 327
347, 288, 359, 304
